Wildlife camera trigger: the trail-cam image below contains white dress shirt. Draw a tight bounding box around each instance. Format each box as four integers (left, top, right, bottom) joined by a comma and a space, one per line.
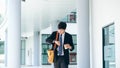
57, 33, 65, 56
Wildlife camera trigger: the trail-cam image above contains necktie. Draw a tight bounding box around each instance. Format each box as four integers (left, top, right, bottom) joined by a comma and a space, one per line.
58, 34, 62, 55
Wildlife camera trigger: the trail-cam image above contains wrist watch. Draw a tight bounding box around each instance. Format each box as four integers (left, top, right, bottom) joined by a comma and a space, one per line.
52, 40, 55, 43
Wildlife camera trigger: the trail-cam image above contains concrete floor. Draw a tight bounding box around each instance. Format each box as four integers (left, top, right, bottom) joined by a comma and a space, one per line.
0, 64, 76, 68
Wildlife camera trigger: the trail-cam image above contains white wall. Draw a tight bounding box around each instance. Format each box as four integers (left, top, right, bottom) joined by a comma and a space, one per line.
26, 36, 33, 66
91, 0, 120, 68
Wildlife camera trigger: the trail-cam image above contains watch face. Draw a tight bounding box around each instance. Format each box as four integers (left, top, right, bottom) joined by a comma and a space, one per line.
0, 0, 7, 24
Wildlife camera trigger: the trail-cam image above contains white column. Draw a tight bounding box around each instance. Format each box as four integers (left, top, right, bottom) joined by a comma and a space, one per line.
76, 0, 90, 68
26, 37, 33, 66
7, 0, 21, 68
115, 19, 120, 68
5, 29, 7, 66
33, 31, 40, 66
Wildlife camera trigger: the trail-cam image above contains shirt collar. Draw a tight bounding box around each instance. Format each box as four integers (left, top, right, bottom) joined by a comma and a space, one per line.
59, 32, 65, 36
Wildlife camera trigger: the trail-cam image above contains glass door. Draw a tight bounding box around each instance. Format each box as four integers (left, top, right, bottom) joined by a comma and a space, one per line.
102, 23, 115, 68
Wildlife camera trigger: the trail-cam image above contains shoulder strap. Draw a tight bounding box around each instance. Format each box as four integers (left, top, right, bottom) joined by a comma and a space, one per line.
53, 32, 58, 50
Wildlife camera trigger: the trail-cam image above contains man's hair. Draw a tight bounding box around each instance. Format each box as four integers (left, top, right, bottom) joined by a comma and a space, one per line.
58, 22, 67, 29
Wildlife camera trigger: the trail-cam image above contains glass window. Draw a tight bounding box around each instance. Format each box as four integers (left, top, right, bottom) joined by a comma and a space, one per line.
20, 40, 26, 65
42, 54, 48, 64
42, 34, 51, 65
42, 34, 50, 44
67, 12, 76, 23
103, 23, 116, 68
69, 35, 77, 64
0, 41, 4, 54
60, 10, 76, 23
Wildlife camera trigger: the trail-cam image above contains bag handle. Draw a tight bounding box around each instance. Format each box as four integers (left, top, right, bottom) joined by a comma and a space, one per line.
53, 32, 58, 50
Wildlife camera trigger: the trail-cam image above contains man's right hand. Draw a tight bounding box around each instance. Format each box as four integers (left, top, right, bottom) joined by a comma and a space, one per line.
54, 41, 60, 46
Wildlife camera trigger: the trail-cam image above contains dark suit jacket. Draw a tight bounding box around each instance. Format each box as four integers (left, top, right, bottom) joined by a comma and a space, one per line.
46, 31, 74, 64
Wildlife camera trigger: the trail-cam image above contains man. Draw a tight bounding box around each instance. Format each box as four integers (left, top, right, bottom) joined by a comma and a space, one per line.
46, 22, 74, 68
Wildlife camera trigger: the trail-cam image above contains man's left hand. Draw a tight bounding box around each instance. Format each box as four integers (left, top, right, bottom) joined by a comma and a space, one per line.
64, 44, 72, 49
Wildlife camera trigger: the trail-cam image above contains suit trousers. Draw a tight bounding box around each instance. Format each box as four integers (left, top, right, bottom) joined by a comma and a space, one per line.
54, 56, 68, 68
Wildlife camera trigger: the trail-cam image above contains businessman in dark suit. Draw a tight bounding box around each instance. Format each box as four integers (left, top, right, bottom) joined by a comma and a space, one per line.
46, 22, 74, 68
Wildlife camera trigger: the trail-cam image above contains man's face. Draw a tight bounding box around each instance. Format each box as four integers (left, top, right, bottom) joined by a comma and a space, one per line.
58, 29, 65, 34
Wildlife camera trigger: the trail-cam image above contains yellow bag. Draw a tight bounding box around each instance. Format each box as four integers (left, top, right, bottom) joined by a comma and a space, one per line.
47, 50, 54, 63
47, 32, 58, 64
